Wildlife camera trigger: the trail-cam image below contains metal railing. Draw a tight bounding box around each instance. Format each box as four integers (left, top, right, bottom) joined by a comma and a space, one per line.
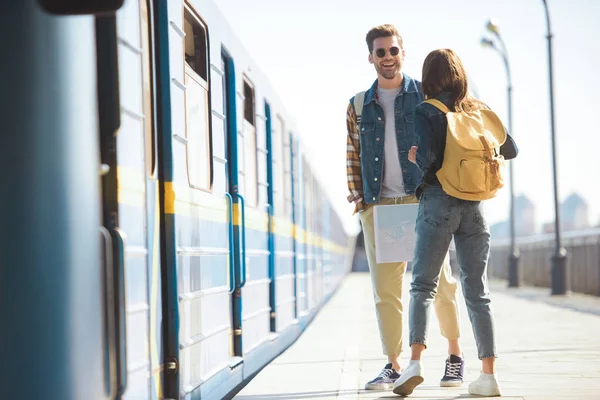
488, 228, 600, 296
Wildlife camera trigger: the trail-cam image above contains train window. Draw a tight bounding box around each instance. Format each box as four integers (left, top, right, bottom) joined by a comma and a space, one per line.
304, 159, 313, 214
141, 0, 156, 177
241, 78, 257, 206
283, 131, 292, 217
184, 7, 207, 81
273, 115, 285, 216
243, 81, 255, 125
40, 0, 124, 14
184, 5, 212, 191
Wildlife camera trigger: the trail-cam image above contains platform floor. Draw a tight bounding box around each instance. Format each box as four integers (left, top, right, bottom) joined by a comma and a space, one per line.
234, 272, 600, 399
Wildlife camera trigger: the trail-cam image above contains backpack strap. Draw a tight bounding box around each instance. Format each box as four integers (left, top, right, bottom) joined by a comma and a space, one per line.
353, 91, 366, 118
479, 136, 501, 174
424, 98, 450, 114
479, 136, 493, 156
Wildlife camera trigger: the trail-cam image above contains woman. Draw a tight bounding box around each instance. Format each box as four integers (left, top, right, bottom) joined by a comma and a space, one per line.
392, 48, 518, 397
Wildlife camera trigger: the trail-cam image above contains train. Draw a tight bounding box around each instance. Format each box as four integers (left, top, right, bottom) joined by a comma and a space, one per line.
0, 1, 357, 399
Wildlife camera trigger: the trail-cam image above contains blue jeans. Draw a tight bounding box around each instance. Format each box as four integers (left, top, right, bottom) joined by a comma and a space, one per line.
409, 186, 497, 359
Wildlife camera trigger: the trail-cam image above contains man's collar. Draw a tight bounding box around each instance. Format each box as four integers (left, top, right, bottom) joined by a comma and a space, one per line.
364, 73, 418, 105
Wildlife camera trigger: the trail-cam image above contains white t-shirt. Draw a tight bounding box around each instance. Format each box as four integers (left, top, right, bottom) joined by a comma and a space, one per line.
377, 86, 405, 198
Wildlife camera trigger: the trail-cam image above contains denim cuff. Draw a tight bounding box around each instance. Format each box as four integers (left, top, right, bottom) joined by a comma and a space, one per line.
409, 338, 427, 348
479, 353, 498, 360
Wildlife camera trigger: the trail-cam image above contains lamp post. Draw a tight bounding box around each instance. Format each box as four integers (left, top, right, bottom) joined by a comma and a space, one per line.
540, 0, 568, 295
481, 20, 520, 288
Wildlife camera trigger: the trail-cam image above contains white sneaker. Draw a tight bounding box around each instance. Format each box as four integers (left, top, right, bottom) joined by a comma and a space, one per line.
468, 372, 502, 397
393, 361, 424, 396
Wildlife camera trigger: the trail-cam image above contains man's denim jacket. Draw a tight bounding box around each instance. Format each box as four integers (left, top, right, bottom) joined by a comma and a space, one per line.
347, 74, 424, 208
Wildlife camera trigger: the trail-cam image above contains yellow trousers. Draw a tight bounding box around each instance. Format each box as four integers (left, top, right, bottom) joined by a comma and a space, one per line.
359, 196, 461, 356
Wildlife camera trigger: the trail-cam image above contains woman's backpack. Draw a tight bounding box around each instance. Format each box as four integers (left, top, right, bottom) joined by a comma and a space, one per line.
425, 98, 507, 201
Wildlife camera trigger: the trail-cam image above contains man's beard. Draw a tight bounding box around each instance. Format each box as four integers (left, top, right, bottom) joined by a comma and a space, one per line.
376, 64, 400, 79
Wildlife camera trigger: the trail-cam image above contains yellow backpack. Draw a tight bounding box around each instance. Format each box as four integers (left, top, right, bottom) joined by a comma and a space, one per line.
424, 98, 507, 201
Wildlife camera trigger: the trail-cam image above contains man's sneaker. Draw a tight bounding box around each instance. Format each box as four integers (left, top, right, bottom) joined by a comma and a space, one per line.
393, 360, 424, 396
440, 354, 464, 387
468, 372, 502, 397
364, 363, 401, 390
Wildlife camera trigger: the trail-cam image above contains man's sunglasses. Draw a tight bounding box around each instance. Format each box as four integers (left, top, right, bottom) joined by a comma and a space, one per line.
374, 46, 400, 58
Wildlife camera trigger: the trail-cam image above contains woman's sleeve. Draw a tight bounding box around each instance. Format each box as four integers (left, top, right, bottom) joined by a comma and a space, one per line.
414, 106, 436, 171
500, 132, 518, 160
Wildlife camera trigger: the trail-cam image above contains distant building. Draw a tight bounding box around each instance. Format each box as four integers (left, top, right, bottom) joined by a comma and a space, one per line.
543, 193, 589, 233
515, 195, 536, 236
490, 221, 509, 239
489, 194, 536, 239
561, 193, 589, 231
542, 221, 555, 234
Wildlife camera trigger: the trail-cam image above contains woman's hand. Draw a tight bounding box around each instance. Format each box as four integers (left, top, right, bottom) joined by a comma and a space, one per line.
408, 146, 418, 164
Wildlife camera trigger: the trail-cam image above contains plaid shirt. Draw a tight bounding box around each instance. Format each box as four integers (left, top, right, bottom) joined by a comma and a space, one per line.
346, 102, 366, 215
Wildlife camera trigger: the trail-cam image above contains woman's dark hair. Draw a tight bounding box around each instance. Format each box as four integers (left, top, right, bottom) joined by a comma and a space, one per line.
422, 48, 484, 112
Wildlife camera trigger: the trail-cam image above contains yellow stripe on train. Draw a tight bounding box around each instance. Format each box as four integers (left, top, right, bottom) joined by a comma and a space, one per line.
118, 171, 346, 254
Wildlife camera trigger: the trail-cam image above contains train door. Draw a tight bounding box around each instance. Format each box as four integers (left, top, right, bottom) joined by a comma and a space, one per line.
238, 78, 272, 356
278, 129, 296, 330
285, 131, 299, 324
98, 0, 161, 398
96, 11, 123, 399
265, 103, 276, 332
293, 146, 309, 317
1, 2, 120, 399
269, 114, 297, 332
139, 0, 164, 397
222, 50, 243, 361
222, 55, 272, 361
153, 1, 240, 397
290, 137, 300, 320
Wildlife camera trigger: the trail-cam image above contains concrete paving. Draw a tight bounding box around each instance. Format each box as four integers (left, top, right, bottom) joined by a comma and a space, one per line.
234, 272, 600, 399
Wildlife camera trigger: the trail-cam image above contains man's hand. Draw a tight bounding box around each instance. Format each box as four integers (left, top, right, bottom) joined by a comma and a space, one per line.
408, 146, 418, 164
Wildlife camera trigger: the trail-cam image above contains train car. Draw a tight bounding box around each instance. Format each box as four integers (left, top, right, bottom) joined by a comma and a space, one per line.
0, 1, 356, 400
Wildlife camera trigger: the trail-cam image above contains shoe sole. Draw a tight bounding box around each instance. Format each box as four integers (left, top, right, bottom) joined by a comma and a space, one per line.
364, 383, 392, 391
440, 380, 463, 387
393, 376, 424, 396
468, 388, 501, 397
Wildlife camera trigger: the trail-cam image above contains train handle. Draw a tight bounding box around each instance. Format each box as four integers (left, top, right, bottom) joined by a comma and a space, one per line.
113, 228, 128, 395
225, 192, 236, 293
100, 227, 118, 399
238, 194, 247, 288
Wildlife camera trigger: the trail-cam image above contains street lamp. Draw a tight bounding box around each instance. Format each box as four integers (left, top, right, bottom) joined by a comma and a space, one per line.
541, 0, 568, 295
481, 19, 520, 288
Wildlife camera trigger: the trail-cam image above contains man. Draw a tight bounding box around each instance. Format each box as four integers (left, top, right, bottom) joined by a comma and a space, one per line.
346, 24, 464, 391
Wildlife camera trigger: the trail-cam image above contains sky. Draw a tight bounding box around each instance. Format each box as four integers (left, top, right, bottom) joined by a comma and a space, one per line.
215, 0, 600, 235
